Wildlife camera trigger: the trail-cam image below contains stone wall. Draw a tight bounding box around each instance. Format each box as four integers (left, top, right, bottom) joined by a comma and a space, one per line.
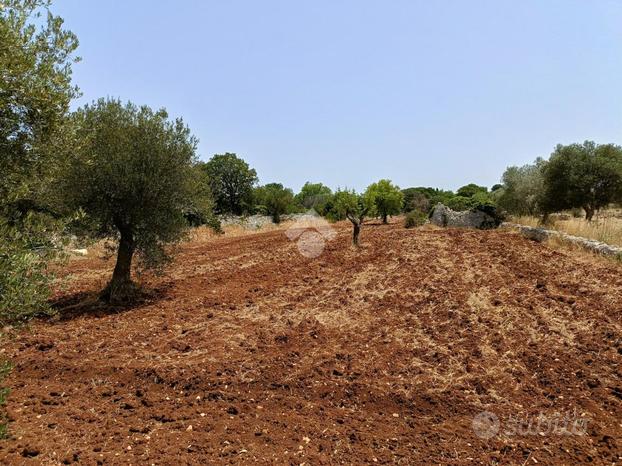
503, 222, 622, 258
429, 203, 499, 230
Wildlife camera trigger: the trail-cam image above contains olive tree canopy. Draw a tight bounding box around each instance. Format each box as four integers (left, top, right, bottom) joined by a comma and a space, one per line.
64, 99, 209, 303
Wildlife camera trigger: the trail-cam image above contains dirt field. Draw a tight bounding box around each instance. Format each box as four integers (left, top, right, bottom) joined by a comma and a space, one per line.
1, 221, 621, 464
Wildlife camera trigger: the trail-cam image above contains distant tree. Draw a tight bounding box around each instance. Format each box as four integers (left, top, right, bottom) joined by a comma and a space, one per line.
254, 183, 294, 223
403, 187, 455, 209
201, 153, 257, 215
491, 184, 503, 192
364, 179, 404, 224
401, 188, 431, 213
456, 183, 488, 198
541, 141, 622, 221
497, 159, 546, 216
182, 165, 221, 231
332, 189, 374, 246
295, 182, 333, 213
445, 195, 473, 212
0, 0, 79, 322
63, 99, 210, 303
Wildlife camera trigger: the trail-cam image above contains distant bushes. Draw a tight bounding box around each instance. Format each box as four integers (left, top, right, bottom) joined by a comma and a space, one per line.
404, 210, 427, 228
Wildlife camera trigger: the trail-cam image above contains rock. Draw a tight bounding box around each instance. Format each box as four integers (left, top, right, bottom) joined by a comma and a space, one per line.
429, 203, 500, 230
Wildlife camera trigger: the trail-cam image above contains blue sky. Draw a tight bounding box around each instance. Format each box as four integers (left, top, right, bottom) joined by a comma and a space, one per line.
55, 0, 622, 192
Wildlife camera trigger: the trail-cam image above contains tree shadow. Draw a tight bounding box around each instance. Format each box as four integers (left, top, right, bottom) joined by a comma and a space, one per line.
48, 284, 171, 322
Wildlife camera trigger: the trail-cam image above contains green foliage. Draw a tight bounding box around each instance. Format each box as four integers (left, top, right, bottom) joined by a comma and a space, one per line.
330, 189, 373, 222
497, 159, 546, 216
541, 141, 622, 220
0, 359, 12, 439
0, 0, 80, 207
456, 183, 488, 198
0, 0, 79, 322
253, 183, 294, 223
200, 153, 258, 215
404, 210, 427, 228
295, 182, 333, 214
402, 187, 455, 212
401, 188, 431, 213
363, 179, 403, 223
182, 165, 221, 231
0, 226, 54, 325
63, 99, 207, 300
330, 189, 373, 246
445, 195, 472, 211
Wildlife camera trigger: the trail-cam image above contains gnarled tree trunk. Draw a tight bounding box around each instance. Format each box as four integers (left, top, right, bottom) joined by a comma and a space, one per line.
101, 225, 136, 304
352, 221, 361, 246
346, 214, 363, 247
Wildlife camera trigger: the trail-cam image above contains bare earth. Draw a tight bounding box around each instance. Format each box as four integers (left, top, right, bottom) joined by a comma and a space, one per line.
1, 222, 621, 464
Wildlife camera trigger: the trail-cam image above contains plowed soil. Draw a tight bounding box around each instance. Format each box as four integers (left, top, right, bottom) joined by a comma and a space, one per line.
1, 221, 621, 465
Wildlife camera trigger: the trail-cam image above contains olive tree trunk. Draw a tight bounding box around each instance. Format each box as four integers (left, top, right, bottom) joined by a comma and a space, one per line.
101, 226, 136, 304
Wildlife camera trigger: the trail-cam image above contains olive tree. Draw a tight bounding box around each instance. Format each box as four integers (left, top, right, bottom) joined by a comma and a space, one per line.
541, 141, 622, 221
64, 99, 209, 303
0, 0, 79, 322
364, 179, 403, 224
497, 159, 546, 216
332, 189, 374, 246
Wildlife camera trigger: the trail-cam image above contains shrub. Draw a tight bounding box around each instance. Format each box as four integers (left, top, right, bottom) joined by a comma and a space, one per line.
0, 236, 53, 325
404, 211, 427, 228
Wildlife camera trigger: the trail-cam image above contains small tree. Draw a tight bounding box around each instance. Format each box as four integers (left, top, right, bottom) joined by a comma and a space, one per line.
541, 141, 622, 221
332, 189, 374, 246
64, 99, 209, 303
201, 153, 257, 215
253, 183, 294, 223
364, 179, 403, 224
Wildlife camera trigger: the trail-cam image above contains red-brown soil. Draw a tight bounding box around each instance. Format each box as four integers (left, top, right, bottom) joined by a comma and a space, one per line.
1, 222, 621, 464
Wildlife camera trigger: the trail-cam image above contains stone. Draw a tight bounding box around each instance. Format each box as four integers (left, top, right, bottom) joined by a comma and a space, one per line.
429, 203, 499, 230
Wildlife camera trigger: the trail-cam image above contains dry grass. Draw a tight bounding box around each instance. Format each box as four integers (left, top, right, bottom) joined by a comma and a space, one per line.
512, 210, 622, 247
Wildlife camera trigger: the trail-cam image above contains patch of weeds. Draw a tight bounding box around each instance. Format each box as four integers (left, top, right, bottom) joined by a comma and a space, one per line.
0, 360, 13, 439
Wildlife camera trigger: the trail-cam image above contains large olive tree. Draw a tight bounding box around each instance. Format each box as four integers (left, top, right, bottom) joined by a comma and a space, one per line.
64, 99, 209, 303
541, 141, 622, 221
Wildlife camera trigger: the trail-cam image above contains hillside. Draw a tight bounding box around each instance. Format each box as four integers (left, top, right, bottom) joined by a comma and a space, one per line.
1, 222, 621, 464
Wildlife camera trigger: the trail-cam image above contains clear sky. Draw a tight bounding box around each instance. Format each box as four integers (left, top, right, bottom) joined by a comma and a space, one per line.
54, 0, 622, 192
